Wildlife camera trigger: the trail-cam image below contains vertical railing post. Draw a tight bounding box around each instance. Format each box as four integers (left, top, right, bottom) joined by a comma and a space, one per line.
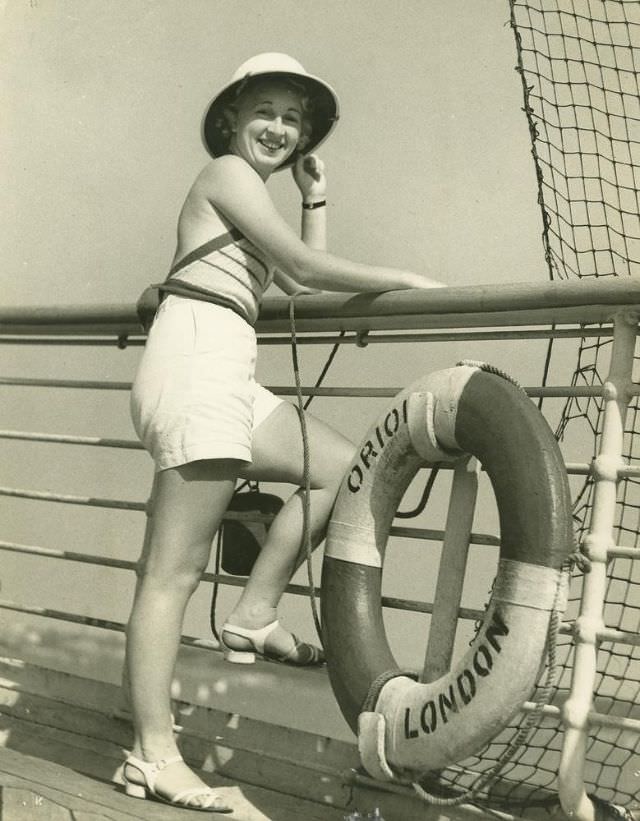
558, 310, 638, 821
422, 457, 479, 683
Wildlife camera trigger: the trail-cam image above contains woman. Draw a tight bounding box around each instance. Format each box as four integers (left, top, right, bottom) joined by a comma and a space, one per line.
124, 52, 445, 812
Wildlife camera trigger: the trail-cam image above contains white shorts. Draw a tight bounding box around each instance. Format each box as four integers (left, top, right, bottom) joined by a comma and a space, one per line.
130, 296, 283, 471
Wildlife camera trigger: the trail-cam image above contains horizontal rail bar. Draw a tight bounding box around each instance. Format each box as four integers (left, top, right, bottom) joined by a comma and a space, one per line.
0, 429, 609, 480
608, 545, 640, 558
0, 376, 131, 390
0, 486, 146, 511
0, 336, 146, 347
0, 540, 452, 615
388, 525, 499, 545
267, 385, 607, 399
599, 626, 640, 646
0, 593, 582, 652
521, 700, 640, 733
565, 463, 640, 478
259, 327, 617, 344
0, 489, 288, 522
0, 488, 500, 546
0, 375, 609, 401
11, 595, 636, 689
0, 430, 143, 449
17, 542, 640, 644
12, 542, 624, 641
0, 278, 638, 336
0, 541, 139, 570
586, 710, 640, 732
0, 327, 618, 347
3, 538, 603, 645
0, 429, 613, 481
0, 599, 218, 652
0, 488, 302, 521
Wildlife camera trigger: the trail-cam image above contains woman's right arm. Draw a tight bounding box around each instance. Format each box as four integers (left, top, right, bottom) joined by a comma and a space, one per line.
195, 157, 446, 292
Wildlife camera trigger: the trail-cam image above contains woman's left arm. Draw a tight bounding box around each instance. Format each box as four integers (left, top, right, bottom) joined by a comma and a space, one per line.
295, 154, 327, 251
274, 154, 327, 295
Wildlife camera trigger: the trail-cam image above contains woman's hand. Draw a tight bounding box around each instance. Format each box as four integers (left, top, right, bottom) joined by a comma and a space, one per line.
293, 154, 326, 202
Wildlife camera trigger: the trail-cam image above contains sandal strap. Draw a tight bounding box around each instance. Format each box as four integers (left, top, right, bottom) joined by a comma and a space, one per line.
126, 755, 228, 810
172, 786, 223, 806
280, 636, 322, 665
155, 754, 184, 771
222, 620, 324, 665
221, 619, 279, 655
124, 753, 183, 792
126, 753, 183, 770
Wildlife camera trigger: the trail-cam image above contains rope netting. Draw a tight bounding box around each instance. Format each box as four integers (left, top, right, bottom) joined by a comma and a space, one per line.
418, 0, 640, 812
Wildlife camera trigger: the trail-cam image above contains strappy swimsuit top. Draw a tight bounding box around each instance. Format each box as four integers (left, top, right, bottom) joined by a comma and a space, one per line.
150, 228, 274, 327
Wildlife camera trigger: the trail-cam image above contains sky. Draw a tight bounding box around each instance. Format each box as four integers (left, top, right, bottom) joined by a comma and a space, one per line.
0, 0, 577, 740
1, 0, 547, 306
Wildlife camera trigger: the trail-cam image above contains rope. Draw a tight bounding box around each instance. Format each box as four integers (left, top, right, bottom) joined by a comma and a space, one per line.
508, 0, 563, 415
508, 0, 557, 285
361, 669, 419, 714
303, 330, 345, 410
456, 359, 526, 394
209, 528, 223, 642
289, 296, 323, 642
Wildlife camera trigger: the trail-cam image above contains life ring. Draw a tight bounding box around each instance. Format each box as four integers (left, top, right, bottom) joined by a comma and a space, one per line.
321, 364, 573, 779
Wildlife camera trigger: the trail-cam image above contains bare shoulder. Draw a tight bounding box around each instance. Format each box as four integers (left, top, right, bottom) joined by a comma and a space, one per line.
193, 155, 261, 194
179, 156, 296, 263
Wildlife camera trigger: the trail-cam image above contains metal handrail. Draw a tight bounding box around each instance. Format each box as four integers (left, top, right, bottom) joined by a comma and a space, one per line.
0, 277, 638, 336
0, 375, 623, 399
3, 429, 639, 480
0, 541, 455, 617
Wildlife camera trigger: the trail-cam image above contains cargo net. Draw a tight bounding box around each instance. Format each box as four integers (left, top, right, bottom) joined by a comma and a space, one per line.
418, 0, 640, 813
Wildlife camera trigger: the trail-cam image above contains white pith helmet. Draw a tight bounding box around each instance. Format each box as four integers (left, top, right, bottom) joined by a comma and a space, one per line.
201, 52, 340, 170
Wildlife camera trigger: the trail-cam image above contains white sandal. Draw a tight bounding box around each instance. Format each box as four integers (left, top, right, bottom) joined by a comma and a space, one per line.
220, 619, 324, 666
123, 754, 232, 813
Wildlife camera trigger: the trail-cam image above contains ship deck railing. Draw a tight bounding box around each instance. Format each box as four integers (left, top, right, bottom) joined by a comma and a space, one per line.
0, 277, 638, 821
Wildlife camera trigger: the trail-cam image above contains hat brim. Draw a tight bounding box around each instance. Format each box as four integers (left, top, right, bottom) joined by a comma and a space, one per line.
201, 70, 339, 171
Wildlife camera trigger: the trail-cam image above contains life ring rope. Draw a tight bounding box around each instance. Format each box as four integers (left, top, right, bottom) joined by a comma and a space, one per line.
456, 358, 526, 393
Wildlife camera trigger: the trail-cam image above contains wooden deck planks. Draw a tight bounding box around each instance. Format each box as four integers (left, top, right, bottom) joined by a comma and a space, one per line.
0, 657, 438, 820
0, 747, 351, 821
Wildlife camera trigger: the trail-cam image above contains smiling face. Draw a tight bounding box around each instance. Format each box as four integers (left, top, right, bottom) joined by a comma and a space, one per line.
227, 80, 311, 178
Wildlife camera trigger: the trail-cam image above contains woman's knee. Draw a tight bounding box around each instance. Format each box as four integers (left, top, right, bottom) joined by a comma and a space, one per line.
139, 540, 210, 593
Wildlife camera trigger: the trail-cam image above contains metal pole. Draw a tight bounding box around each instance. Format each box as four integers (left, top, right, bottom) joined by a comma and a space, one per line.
558, 310, 639, 821
422, 457, 479, 682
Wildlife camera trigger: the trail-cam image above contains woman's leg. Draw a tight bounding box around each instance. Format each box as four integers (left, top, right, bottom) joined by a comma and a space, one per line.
224, 402, 354, 656
125, 458, 241, 799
